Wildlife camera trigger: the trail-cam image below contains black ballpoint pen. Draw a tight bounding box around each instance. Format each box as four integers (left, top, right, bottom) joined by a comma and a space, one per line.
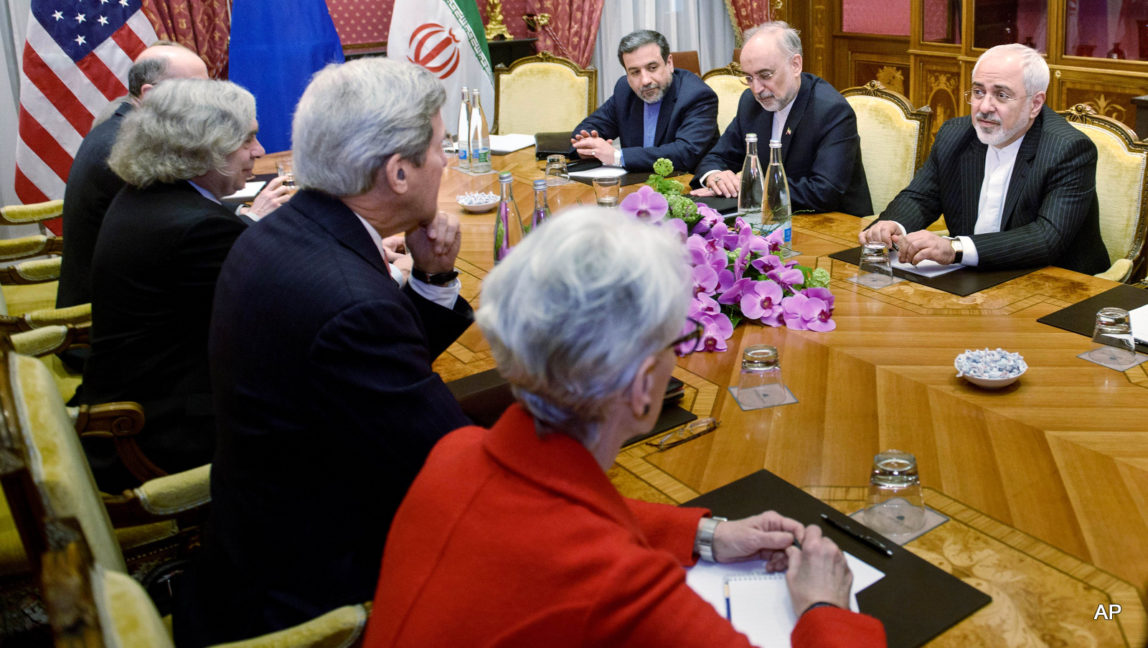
819, 513, 894, 557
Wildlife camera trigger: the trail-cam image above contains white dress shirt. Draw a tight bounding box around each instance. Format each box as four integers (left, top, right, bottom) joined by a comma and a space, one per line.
958, 135, 1025, 266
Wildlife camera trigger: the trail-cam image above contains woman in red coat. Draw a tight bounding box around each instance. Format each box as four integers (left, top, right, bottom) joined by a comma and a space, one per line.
364, 208, 885, 647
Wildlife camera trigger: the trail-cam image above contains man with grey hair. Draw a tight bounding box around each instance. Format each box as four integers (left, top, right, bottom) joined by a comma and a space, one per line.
862, 44, 1108, 272
691, 22, 872, 216
80, 78, 264, 492
176, 57, 473, 645
55, 41, 288, 370
570, 29, 719, 172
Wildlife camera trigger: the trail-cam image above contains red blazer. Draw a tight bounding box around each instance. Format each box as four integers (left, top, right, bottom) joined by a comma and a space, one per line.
364, 404, 885, 647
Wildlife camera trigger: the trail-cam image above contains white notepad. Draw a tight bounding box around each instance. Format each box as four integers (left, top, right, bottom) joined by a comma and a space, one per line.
1130, 304, 1148, 344
685, 553, 884, 647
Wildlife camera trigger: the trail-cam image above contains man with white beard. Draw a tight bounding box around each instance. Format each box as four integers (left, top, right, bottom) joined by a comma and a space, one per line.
861, 43, 1108, 274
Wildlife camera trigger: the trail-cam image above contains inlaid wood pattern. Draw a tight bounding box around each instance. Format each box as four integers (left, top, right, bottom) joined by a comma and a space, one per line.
254, 148, 1148, 643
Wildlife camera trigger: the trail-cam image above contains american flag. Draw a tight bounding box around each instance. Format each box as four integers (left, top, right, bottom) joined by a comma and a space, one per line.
14, 0, 158, 206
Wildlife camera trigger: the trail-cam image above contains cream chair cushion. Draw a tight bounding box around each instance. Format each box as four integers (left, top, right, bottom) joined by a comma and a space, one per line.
703, 74, 746, 135
846, 94, 924, 216
1069, 121, 1146, 272
495, 61, 593, 135
96, 566, 175, 648
12, 352, 126, 572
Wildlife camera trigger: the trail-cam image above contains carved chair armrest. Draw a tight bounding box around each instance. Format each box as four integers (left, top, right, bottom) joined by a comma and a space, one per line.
0, 256, 61, 285
0, 234, 63, 261
74, 402, 166, 484
9, 324, 88, 357
103, 464, 211, 527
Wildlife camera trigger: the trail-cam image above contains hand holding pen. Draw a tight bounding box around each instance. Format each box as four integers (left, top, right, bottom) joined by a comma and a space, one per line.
785, 525, 854, 616
707, 511, 805, 571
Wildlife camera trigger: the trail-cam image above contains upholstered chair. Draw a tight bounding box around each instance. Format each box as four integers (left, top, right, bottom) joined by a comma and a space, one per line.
842, 81, 933, 217
0, 198, 62, 234
670, 50, 701, 76
1059, 104, 1148, 283
701, 62, 745, 135
493, 51, 597, 135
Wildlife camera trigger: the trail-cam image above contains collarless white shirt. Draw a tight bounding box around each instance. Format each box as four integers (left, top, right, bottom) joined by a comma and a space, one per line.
771, 99, 795, 144
958, 134, 1025, 266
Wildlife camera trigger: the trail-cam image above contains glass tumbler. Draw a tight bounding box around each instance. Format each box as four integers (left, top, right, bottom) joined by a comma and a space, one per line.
856, 242, 896, 288
864, 450, 925, 538
276, 158, 296, 190
545, 154, 570, 185
732, 345, 787, 409
593, 177, 620, 207
1088, 306, 1137, 366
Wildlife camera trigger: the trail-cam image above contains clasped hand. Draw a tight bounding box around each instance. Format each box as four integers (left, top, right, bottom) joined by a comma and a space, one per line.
405, 211, 461, 275
859, 221, 957, 265
571, 129, 616, 165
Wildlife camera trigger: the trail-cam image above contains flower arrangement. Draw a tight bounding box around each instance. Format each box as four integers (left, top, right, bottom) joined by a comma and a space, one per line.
619, 158, 835, 354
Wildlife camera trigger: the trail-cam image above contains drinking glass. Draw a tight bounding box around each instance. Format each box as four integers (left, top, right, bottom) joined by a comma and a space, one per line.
856, 242, 897, 288
593, 177, 621, 207
1088, 306, 1137, 366
732, 345, 788, 409
276, 158, 296, 190
545, 154, 570, 185
864, 450, 925, 538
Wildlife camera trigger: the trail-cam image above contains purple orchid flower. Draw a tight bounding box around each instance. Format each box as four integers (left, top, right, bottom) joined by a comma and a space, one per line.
696, 311, 734, 352
767, 266, 805, 293
619, 185, 669, 221
691, 204, 723, 236
717, 276, 754, 305
781, 290, 836, 332
689, 294, 721, 318
692, 263, 720, 297
660, 216, 688, 241
740, 280, 785, 327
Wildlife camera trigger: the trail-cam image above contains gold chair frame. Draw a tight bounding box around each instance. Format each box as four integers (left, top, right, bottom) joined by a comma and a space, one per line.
701, 62, 745, 136
1059, 104, 1148, 283
493, 51, 597, 135
841, 80, 933, 174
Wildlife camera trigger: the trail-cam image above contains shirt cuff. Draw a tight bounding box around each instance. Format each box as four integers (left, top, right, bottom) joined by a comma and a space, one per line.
957, 235, 978, 266
388, 263, 407, 287
616, 149, 624, 167
409, 275, 460, 310
699, 170, 718, 187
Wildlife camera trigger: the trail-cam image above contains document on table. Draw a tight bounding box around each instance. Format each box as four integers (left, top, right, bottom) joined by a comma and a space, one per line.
891, 257, 963, 277
685, 553, 884, 647
489, 134, 535, 154
568, 166, 628, 179
1131, 304, 1148, 344
223, 180, 267, 202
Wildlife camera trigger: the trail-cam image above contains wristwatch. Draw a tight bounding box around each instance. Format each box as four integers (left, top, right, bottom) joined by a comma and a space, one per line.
944, 236, 964, 264
695, 516, 727, 562
411, 268, 459, 286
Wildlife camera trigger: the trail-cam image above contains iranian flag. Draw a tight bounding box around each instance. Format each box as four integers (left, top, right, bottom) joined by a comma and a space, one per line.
388, 0, 495, 138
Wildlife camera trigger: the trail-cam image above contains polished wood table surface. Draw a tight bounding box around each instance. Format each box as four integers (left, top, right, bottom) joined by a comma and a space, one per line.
259, 147, 1148, 645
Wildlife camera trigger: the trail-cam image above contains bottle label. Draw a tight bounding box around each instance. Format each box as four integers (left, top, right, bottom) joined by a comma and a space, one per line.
472, 147, 490, 164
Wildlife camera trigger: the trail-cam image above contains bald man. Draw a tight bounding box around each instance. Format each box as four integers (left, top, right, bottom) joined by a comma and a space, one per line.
56, 42, 288, 371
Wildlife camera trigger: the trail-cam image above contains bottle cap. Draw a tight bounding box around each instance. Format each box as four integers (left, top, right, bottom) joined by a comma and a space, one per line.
745, 133, 758, 142
499, 171, 512, 182
770, 138, 782, 147
533, 179, 547, 189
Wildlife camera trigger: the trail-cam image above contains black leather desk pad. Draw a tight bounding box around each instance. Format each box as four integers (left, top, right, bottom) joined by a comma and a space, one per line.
1037, 283, 1148, 353
684, 470, 991, 648
830, 246, 1037, 297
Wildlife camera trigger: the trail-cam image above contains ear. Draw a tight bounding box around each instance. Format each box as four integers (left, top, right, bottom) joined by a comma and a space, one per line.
665, 54, 674, 73
626, 355, 659, 420
138, 83, 156, 99
384, 155, 409, 194
1029, 91, 1045, 117
791, 53, 803, 75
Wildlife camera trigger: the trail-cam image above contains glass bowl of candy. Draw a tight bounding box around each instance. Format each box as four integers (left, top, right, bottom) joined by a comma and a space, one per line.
954, 348, 1027, 389
457, 191, 498, 213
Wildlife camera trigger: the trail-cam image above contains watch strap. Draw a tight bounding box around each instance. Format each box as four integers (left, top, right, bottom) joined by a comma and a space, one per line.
411, 268, 459, 286
695, 516, 727, 562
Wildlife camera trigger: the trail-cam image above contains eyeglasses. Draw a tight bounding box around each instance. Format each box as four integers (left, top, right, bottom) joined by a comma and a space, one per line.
668, 317, 703, 355
645, 417, 719, 451
963, 87, 1027, 106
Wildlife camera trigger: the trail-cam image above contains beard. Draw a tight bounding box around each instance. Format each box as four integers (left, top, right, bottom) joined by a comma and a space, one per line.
972, 107, 1029, 147
755, 88, 795, 112
637, 75, 672, 104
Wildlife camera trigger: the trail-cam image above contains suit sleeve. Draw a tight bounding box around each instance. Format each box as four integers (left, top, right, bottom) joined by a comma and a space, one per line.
572, 91, 622, 141
876, 120, 954, 232
691, 90, 755, 187
788, 97, 866, 213
175, 210, 247, 300
969, 135, 1098, 270
308, 298, 472, 469
401, 283, 474, 357
621, 81, 719, 173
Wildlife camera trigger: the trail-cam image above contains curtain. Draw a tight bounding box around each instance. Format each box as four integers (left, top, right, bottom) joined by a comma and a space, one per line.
723, 0, 776, 42
141, 0, 231, 78
592, 2, 736, 103
475, 0, 601, 68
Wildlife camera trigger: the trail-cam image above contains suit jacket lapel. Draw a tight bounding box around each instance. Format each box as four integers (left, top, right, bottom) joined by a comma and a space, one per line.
1000, 111, 1043, 230
960, 136, 986, 234
653, 70, 682, 145
780, 73, 812, 151
621, 91, 643, 147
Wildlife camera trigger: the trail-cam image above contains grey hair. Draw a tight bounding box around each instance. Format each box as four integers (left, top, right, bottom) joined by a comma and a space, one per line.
744, 21, 803, 58
617, 30, 670, 65
108, 79, 255, 188
127, 40, 190, 97
476, 208, 692, 446
973, 43, 1049, 97
292, 58, 446, 196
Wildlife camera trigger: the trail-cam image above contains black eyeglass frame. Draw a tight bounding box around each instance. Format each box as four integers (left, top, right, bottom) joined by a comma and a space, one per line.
668, 317, 704, 356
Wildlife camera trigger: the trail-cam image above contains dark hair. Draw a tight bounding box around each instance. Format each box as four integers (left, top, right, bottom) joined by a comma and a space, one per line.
126, 40, 183, 97
617, 30, 670, 66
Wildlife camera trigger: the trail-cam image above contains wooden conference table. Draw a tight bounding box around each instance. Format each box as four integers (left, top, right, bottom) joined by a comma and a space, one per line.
259, 148, 1148, 645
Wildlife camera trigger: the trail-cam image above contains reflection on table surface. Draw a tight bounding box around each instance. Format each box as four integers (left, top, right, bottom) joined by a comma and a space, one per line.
257, 147, 1148, 644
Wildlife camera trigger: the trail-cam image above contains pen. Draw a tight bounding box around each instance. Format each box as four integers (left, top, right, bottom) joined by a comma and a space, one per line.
723, 581, 732, 620
819, 513, 894, 557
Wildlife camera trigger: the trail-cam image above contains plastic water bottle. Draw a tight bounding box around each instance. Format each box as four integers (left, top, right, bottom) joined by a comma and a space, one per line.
765, 138, 792, 249
469, 88, 492, 173
456, 86, 470, 170
529, 178, 550, 233
493, 172, 523, 262
738, 133, 764, 231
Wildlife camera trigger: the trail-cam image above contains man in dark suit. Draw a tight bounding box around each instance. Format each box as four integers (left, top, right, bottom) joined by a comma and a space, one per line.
863, 44, 1108, 274
570, 30, 718, 173
55, 42, 207, 371
81, 79, 264, 492
175, 58, 473, 645
691, 22, 871, 216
